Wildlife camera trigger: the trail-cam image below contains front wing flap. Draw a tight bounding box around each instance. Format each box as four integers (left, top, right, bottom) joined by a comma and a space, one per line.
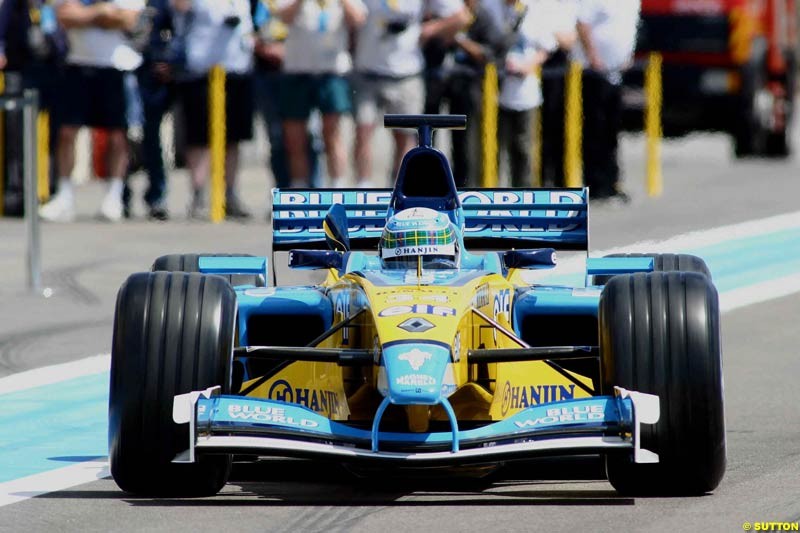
172, 387, 659, 466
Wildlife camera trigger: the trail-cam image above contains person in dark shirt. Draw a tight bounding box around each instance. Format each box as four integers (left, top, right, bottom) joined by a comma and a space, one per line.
123, 0, 179, 220
0, 0, 66, 214
446, 0, 505, 187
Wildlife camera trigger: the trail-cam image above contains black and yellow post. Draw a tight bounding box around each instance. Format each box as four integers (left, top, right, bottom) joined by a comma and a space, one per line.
37, 111, 50, 202
209, 65, 226, 223
564, 61, 583, 188
481, 62, 499, 188
645, 52, 663, 197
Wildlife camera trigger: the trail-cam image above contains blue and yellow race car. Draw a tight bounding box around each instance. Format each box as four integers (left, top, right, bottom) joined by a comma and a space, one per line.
108, 115, 725, 497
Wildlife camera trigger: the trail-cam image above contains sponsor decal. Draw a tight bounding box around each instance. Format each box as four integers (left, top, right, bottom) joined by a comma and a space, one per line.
244, 288, 277, 297
334, 292, 351, 345
452, 332, 461, 363
381, 244, 456, 259
398, 317, 435, 333
473, 284, 490, 308
379, 304, 457, 318
373, 336, 381, 364
395, 374, 437, 387
493, 289, 511, 343
394, 208, 439, 222
268, 379, 341, 415
398, 348, 432, 371
572, 288, 602, 298
513, 405, 605, 429
500, 381, 577, 416
227, 404, 320, 428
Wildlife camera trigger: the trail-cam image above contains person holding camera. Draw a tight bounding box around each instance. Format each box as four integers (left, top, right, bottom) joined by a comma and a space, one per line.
485, 0, 556, 187
351, 0, 469, 188
274, 0, 367, 188
170, 0, 255, 220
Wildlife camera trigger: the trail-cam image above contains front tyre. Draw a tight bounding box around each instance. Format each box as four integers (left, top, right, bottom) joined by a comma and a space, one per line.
109, 272, 236, 496
600, 272, 726, 495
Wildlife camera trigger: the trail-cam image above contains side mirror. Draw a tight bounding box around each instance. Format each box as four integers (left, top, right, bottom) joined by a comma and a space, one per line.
503, 248, 557, 269
324, 204, 351, 252
289, 250, 344, 270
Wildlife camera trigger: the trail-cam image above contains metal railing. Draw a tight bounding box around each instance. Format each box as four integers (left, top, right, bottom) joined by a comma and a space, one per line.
0, 89, 42, 291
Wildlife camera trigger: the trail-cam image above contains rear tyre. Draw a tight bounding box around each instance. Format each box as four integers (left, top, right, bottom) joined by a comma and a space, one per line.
109, 272, 236, 496
592, 253, 711, 286
599, 272, 726, 495
152, 253, 266, 287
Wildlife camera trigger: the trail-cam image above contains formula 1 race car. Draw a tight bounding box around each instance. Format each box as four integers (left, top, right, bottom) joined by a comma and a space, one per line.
108, 115, 725, 498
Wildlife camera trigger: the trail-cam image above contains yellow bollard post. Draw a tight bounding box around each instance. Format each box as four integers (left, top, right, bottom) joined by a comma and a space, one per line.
0, 72, 5, 217
645, 52, 663, 197
208, 65, 226, 223
564, 62, 583, 189
37, 111, 50, 202
481, 62, 499, 188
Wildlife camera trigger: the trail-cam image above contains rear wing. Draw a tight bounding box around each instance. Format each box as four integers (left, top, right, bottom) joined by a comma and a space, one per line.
271, 188, 589, 252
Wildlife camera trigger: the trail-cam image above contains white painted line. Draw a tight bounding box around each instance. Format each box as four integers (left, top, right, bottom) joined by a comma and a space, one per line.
0, 460, 109, 508
0, 354, 110, 395
719, 272, 800, 313
594, 210, 800, 256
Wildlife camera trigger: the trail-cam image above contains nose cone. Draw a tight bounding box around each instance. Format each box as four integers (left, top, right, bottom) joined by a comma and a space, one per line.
379, 343, 453, 405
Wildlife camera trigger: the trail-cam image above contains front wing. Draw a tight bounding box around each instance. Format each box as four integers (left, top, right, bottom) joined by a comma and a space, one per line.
172, 388, 660, 466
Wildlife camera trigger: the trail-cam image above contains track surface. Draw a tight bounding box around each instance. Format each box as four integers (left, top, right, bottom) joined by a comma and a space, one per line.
0, 129, 799, 532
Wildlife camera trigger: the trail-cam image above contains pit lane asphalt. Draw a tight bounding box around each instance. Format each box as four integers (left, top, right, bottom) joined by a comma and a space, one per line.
0, 126, 798, 532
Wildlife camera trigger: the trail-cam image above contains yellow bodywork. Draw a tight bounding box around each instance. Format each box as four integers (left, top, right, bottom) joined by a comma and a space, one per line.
241, 267, 593, 428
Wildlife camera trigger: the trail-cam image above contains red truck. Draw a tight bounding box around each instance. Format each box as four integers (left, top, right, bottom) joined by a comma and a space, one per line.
623, 0, 797, 157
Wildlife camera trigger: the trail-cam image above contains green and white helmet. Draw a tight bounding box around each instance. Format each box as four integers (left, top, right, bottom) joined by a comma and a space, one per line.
379, 208, 460, 270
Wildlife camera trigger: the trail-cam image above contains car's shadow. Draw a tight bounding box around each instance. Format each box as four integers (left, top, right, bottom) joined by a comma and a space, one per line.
32, 456, 635, 506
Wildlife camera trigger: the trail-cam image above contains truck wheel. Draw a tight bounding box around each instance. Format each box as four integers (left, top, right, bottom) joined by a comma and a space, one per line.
734, 62, 769, 158
152, 253, 266, 287
592, 253, 711, 286
599, 272, 726, 495
765, 128, 791, 158
109, 272, 236, 496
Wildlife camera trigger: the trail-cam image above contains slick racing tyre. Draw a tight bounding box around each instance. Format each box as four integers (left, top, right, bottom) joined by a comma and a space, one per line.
152, 253, 266, 287
599, 272, 726, 496
109, 272, 236, 496
592, 253, 711, 286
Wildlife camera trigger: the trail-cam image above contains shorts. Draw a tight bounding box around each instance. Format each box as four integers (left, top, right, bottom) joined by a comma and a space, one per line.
59, 65, 128, 130
278, 74, 352, 120
352, 73, 425, 125
178, 74, 254, 147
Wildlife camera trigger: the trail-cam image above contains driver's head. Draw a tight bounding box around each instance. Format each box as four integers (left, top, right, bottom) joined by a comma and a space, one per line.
379, 208, 460, 270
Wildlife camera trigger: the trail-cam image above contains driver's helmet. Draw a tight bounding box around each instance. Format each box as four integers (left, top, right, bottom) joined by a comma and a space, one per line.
379, 207, 460, 270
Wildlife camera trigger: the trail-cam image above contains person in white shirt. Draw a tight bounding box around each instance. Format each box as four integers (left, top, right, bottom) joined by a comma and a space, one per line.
276, 0, 367, 188
352, 0, 469, 188
574, 0, 640, 201
171, 0, 256, 220
39, 0, 144, 223
485, 0, 556, 187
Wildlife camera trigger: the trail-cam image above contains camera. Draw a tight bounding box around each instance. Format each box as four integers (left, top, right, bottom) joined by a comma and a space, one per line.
384, 15, 411, 35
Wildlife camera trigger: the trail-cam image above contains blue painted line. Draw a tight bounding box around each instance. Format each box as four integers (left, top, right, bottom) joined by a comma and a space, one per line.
1, 225, 799, 485
0, 372, 108, 483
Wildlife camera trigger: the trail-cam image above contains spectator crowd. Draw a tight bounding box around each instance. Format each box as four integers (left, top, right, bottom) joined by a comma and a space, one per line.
0, 0, 642, 222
